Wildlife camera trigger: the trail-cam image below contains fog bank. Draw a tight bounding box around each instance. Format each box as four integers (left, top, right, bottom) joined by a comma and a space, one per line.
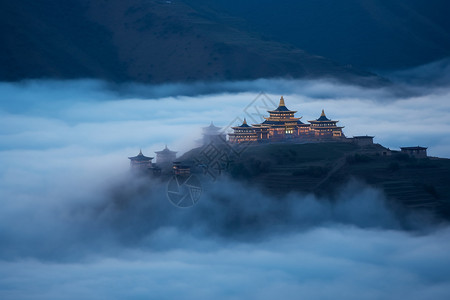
1, 71, 450, 299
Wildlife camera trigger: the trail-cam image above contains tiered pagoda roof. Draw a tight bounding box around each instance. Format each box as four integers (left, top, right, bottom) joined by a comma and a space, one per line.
308, 109, 341, 125
232, 118, 252, 129
228, 118, 258, 143
316, 109, 331, 121
203, 121, 222, 133
259, 96, 305, 126
128, 150, 153, 161
155, 145, 177, 155
267, 96, 297, 113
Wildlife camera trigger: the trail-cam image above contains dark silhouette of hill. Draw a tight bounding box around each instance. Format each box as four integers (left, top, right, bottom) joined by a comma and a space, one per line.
188, 0, 450, 71
0, 0, 380, 83
179, 142, 450, 218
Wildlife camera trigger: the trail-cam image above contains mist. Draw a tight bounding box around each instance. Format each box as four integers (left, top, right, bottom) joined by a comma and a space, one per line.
1, 66, 450, 299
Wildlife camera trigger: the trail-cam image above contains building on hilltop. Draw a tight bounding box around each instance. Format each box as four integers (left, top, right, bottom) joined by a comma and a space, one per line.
228, 96, 345, 143
128, 149, 153, 170
308, 109, 345, 138
352, 136, 374, 146
155, 145, 177, 165
252, 96, 310, 141
228, 118, 258, 143
401, 146, 427, 158
202, 121, 226, 145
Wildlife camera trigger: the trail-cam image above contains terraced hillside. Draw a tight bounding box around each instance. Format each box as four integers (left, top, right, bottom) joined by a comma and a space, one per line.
179, 142, 450, 217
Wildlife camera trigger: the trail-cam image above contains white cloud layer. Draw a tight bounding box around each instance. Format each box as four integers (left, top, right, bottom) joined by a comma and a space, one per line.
1, 226, 450, 300
0, 73, 450, 299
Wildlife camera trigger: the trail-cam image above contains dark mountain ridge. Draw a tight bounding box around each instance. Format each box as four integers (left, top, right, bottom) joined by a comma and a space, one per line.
188, 0, 450, 71
0, 0, 380, 84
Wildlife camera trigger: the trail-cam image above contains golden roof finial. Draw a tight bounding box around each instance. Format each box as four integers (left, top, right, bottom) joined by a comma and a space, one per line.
243, 118, 247, 125
321, 109, 326, 117
279, 96, 285, 107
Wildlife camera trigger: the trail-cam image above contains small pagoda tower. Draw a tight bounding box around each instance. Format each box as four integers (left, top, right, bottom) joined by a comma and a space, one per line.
228, 118, 258, 144
202, 121, 226, 144
128, 149, 153, 170
308, 109, 344, 138
155, 145, 177, 165
252, 96, 309, 140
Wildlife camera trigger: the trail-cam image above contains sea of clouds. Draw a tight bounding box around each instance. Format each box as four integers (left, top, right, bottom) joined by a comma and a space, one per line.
1, 60, 450, 299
